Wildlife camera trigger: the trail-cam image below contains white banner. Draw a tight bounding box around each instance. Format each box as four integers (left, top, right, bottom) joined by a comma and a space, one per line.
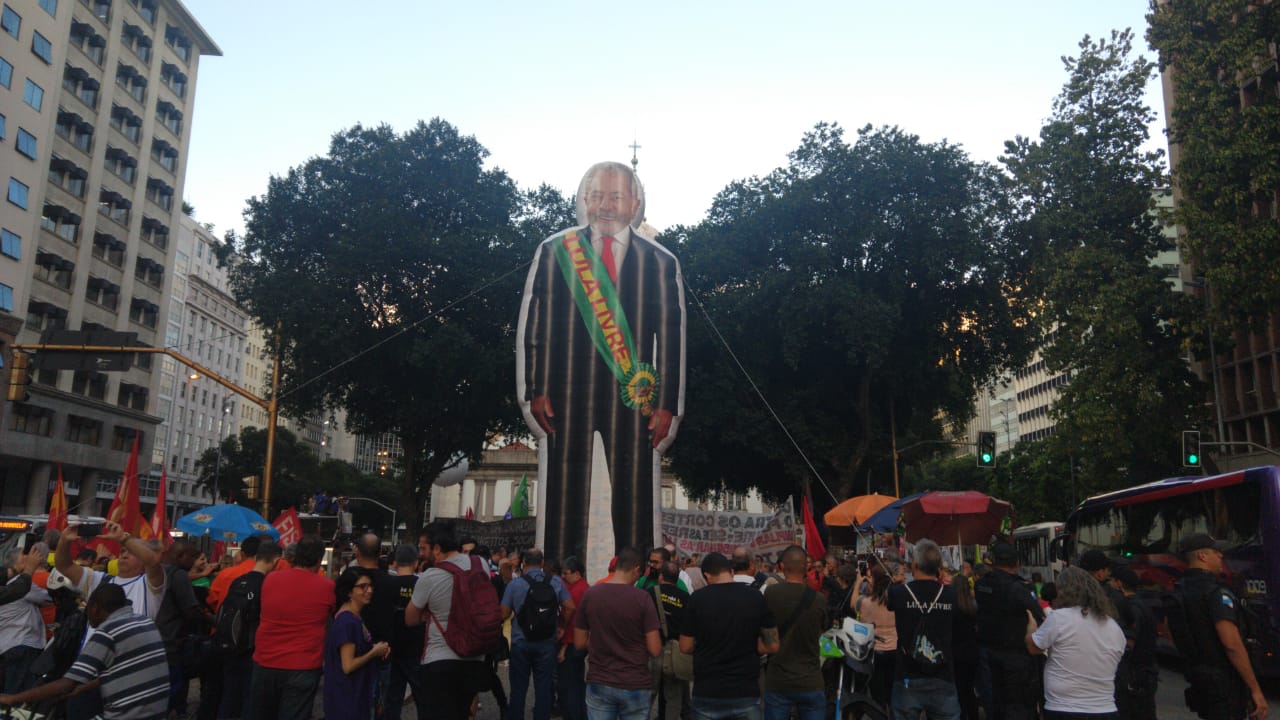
661, 498, 796, 560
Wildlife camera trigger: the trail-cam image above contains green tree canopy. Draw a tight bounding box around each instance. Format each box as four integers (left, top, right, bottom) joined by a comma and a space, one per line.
1001, 30, 1207, 493
1147, 0, 1280, 328
226, 119, 574, 531
666, 124, 1038, 504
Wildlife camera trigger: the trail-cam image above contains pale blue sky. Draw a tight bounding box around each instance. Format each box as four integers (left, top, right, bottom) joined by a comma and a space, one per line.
180, 1, 1164, 239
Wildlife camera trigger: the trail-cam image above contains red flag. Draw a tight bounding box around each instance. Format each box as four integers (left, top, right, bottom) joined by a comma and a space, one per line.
48, 465, 68, 532
272, 508, 301, 546
150, 469, 171, 547
802, 495, 827, 560
106, 435, 153, 539
464, 507, 474, 521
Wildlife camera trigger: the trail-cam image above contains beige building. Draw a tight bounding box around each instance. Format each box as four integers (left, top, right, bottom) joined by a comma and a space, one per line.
0, 0, 218, 516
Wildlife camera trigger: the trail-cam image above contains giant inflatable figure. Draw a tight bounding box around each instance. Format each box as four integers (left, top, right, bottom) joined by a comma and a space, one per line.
517, 162, 686, 573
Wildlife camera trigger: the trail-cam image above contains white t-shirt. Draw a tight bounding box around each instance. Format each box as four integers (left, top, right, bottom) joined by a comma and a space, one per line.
1031, 606, 1125, 713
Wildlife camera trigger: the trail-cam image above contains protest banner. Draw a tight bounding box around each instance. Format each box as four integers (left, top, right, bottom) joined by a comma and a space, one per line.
660, 498, 796, 559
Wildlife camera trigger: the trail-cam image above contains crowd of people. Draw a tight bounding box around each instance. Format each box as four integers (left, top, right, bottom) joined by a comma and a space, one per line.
0, 519, 1263, 720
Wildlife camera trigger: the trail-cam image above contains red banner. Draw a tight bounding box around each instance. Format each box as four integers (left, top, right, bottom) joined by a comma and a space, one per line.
273, 508, 301, 546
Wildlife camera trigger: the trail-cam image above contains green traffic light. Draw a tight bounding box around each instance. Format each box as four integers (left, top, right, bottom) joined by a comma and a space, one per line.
981, 453, 993, 463
1188, 453, 1198, 465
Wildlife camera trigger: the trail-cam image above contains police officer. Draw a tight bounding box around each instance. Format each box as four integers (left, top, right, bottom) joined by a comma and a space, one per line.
974, 543, 1045, 720
1171, 533, 1267, 720
1110, 566, 1158, 720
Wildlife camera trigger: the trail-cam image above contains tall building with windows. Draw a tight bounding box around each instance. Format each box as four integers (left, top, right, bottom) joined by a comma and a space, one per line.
0, 0, 218, 516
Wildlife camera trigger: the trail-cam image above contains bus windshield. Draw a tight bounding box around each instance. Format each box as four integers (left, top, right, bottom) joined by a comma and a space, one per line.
1072, 481, 1262, 558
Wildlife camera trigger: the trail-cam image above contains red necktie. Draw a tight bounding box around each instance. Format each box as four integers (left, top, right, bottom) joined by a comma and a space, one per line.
601, 236, 618, 283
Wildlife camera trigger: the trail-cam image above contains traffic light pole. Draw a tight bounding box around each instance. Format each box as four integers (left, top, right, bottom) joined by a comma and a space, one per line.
1201, 440, 1280, 458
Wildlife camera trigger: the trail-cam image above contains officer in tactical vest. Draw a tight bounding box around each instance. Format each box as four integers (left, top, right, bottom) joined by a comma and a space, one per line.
1170, 533, 1267, 720
975, 543, 1045, 720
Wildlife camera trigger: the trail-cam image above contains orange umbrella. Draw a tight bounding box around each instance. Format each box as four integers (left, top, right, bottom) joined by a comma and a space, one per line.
823, 493, 897, 528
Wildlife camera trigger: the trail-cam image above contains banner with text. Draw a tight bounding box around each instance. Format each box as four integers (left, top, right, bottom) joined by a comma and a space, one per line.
661, 498, 797, 559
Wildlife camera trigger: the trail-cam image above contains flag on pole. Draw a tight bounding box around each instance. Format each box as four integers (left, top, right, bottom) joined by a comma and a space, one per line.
801, 495, 827, 560
507, 474, 530, 519
272, 508, 302, 546
106, 435, 153, 539
48, 465, 68, 532
464, 507, 474, 521
150, 469, 171, 547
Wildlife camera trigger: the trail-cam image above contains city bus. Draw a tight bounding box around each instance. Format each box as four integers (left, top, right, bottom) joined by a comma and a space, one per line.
1063, 466, 1280, 676
1012, 521, 1065, 584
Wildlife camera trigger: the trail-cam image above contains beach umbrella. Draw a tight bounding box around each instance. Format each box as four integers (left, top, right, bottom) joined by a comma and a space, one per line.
899, 490, 1012, 545
176, 503, 281, 542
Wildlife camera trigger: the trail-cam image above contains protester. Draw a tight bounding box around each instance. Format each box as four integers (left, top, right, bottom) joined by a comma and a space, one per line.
405, 521, 490, 720
639, 547, 689, 592
0, 583, 169, 719
55, 522, 166, 619
975, 543, 1044, 720
155, 539, 210, 719
1026, 566, 1126, 720
763, 546, 828, 720
851, 564, 897, 711
1110, 566, 1158, 720
559, 555, 590, 720
207, 536, 264, 612
653, 560, 692, 720
886, 539, 958, 720
0, 545, 50, 693
951, 565, 981, 720
502, 548, 574, 720
370, 544, 428, 720
217, 539, 281, 720
573, 546, 661, 720
679, 552, 779, 720
325, 568, 391, 720
250, 535, 334, 720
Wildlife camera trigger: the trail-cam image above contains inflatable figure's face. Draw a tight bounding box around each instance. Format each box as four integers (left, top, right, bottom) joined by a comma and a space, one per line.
584, 168, 641, 237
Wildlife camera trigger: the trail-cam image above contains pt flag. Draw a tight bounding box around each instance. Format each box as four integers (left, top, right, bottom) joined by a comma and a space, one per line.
272, 508, 301, 546
802, 495, 826, 560
106, 435, 153, 540
48, 465, 68, 532
149, 469, 171, 546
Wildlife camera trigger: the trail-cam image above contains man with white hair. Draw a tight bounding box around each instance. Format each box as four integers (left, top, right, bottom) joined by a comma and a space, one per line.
54, 522, 166, 619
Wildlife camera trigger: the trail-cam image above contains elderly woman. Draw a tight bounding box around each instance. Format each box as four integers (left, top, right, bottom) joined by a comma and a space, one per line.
1025, 566, 1126, 720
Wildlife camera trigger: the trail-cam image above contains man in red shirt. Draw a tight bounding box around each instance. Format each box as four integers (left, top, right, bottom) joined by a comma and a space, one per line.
249, 535, 334, 720
205, 535, 263, 612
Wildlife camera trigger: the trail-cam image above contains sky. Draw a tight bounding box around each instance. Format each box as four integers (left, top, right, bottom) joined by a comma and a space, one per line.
179, 1, 1166, 239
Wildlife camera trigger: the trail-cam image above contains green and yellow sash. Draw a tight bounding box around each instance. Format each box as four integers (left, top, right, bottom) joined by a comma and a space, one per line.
552, 230, 658, 416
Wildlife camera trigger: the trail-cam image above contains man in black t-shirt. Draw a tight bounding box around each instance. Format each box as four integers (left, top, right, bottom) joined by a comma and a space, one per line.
654, 562, 691, 720
886, 539, 959, 720
368, 545, 427, 720
1111, 566, 1157, 720
679, 552, 778, 719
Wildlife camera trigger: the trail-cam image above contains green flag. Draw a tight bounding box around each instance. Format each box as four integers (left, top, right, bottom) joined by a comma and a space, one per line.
510, 474, 530, 518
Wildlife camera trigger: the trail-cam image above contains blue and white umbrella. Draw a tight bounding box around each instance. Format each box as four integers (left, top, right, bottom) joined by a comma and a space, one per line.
176, 503, 280, 542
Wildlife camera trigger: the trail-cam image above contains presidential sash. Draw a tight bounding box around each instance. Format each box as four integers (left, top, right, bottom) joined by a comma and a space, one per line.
551, 230, 658, 416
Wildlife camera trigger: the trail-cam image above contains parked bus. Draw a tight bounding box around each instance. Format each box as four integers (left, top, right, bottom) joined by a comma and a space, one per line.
1012, 521, 1064, 584
1063, 465, 1280, 677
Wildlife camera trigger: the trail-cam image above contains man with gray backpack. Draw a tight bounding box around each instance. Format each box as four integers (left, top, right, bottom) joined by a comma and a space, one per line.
501, 549, 575, 720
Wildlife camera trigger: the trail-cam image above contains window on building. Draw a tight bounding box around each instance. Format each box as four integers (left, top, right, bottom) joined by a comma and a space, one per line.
15, 128, 36, 159
0, 282, 12, 312
1, 228, 19, 260
48, 157, 88, 198
0, 57, 11, 88
34, 251, 73, 290
1, 5, 19, 39
109, 104, 142, 143
31, 31, 52, 64
130, 0, 156, 25
7, 178, 28, 209
66, 415, 102, 445
89, 0, 110, 24
98, 189, 131, 225
150, 139, 177, 172
91, 232, 124, 266
0, 114, 5, 140
114, 62, 146, 103
22, 79, 42, 110
38, 0, 56, 17
40, 204, 81, 244
164, 24, 191, 63
111, 425, 140, 449
104, 146, 138, 184
121, 23, 151, 63
85, 277, 120, 310
55, 110, 93, 153
10, 403, 53, 435
69, 21, 106, 65
159, 62, 186, 98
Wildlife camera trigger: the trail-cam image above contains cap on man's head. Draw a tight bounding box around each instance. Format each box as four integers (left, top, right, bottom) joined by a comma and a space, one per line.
991, 543, 1018, 567
701, 552, 732, 576
1178, 533, 1229, 557
1078, 550, 1111, 573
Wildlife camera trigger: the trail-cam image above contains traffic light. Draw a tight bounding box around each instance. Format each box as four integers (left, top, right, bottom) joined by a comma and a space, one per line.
6, 351, 31, 402
244, 475, 260, 500
977, 431, 997, 468
1182, 430, 1202, 467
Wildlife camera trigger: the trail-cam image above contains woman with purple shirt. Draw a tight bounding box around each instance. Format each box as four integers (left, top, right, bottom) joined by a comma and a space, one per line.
325, 568, 391, 719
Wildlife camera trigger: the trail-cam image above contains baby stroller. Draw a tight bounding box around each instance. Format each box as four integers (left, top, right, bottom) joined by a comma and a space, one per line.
821, 617, 886, 720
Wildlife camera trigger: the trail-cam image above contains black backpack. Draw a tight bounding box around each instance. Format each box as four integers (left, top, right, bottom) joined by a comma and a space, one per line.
214, 572, 265, 657
516, 573, 561, 642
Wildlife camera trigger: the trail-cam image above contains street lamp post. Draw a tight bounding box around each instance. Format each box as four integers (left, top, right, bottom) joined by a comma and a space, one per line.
213, 397, 230, 504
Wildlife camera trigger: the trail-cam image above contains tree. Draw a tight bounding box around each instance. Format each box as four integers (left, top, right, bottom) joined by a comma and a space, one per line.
1147, 1, 1280, 327
666, 124, 1039, 504
227, 120, 570, 532
1001, 31, 1207, 492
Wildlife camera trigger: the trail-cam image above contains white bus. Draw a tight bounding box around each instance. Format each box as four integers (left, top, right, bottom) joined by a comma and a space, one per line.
1012, 521, 1064, 584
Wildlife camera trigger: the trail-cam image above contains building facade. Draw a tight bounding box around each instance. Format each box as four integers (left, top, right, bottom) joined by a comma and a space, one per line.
0, 0, 218, 516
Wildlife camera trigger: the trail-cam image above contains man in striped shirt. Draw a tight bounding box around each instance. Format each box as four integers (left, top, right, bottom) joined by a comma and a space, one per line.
0, 583, 169, 719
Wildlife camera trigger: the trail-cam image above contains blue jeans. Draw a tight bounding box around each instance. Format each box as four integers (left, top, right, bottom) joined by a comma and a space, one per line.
690, 696, 763, 720
510, 638, 559, 720
249, 665, 321, 720
891, 677, 960, 720
586, 683, 652, 720
763, 690, 825, 720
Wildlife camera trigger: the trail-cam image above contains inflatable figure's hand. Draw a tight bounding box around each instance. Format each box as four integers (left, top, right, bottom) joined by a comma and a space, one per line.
532, 395, 556, 435
649, 409, 674, 449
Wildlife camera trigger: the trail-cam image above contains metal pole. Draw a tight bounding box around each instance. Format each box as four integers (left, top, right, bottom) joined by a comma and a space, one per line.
890, 399, 900, 498
262, 323, 282, 517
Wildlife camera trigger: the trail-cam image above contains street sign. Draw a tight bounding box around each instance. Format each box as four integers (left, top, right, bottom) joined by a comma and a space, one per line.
32, 330, 143, 371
